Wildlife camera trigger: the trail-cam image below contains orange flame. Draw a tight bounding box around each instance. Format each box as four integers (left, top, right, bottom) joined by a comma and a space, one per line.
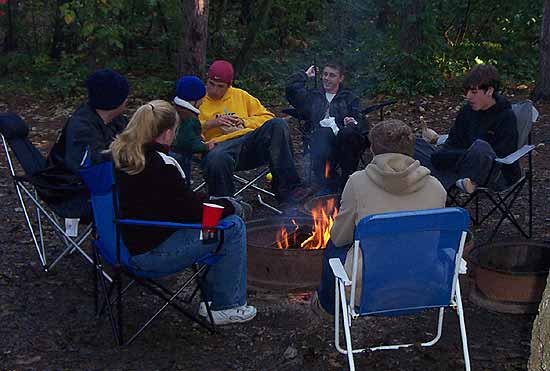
275, 198, 338, 250
324, 161, 330, 179
276, 219, 298, 249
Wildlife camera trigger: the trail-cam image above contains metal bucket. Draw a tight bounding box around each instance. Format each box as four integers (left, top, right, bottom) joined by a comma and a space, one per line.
468, 241, 550, 314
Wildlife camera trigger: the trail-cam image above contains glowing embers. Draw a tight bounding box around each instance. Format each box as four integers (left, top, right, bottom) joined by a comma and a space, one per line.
275, 197, 338, 250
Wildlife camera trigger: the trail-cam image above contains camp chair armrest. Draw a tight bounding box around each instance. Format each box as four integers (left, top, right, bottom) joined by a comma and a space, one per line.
329, 258, 352, 285
436, 134, 449, 146
495, 144, 536, 165
361, 100, 397, 115
115, 218, 235, 230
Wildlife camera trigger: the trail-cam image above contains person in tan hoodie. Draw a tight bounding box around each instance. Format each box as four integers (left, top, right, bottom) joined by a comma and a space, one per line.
312, 119, 447, 316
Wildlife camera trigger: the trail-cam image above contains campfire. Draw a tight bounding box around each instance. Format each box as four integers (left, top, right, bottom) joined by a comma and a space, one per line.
275, 197, 338, 250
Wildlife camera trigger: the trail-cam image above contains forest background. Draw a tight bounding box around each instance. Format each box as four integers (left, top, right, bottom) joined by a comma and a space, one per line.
0, 0, 549, 104
1, 1, 550, 369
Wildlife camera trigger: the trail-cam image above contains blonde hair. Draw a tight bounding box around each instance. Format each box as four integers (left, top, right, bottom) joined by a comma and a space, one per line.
110, 100, 179, 175
369, 119, 415, 157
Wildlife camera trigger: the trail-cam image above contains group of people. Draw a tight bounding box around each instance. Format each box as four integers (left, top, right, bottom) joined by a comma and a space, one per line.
44, 61, 520, 321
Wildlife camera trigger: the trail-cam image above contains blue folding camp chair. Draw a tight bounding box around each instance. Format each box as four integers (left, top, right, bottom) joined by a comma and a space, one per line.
329, 207, 471, 371
79, 160, 234, 345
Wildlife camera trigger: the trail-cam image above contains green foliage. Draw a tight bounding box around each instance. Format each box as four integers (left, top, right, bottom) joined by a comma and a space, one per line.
0, 0, 544, 101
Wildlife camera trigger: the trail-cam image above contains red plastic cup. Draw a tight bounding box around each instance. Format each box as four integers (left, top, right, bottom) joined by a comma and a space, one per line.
202, 203, 224, 228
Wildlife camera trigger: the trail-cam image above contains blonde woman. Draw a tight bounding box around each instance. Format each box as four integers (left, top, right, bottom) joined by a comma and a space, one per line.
110, 100, 256, 325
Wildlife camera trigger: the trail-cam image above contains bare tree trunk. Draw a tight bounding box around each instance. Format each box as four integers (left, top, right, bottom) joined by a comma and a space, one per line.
399, 0, 425, 54
50, 0, 69, 59
375, 0, 392, 31
534, 0, 550, 102
177, 0, 209, 77
233, 0, 273, 76
528, 273, 550, 370
4, 0, 17, 52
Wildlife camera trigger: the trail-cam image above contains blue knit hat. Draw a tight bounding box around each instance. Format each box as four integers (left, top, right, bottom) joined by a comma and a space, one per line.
86, 69, 129, 110
174, 76, 206, 104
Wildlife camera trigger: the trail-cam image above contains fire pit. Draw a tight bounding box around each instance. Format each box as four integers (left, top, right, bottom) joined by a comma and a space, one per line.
247, 198, 339, 291
468, 241, 550, 314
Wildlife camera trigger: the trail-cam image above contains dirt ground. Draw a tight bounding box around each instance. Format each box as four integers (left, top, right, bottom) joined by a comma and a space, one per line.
0, 90, 549, 370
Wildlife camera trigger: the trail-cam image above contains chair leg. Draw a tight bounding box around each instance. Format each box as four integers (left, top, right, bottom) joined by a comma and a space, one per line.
15, 184, 47, 268
333, 278, 356, 371
339, 282, 356, 371
455, 282, 471, 371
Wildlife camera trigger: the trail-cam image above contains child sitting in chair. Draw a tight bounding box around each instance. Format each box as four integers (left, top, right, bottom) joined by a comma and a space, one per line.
171, 76, 216, 180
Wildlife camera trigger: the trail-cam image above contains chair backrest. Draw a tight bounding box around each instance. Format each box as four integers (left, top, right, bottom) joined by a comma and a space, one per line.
511, 100, 538, 148
0, 112, 47, 176
353, 207, 469, 316
79, 161, 132, 268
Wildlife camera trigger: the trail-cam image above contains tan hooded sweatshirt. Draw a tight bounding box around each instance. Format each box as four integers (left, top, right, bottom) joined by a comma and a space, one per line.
329, 153, 446, 304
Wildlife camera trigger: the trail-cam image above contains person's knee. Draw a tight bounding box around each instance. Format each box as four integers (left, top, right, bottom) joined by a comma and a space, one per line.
204, 150, 233, 174
471, 139, 492, 152
264, 118, 290, 136
222, 215, 246, 240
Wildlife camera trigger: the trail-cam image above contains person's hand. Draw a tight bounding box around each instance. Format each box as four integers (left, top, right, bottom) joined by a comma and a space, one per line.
228, 115, 245, 128
219, 123, 241, 134
206, 141, 217, 151
305, 65, 316, 78
343, 116, 357, 126
217, 115, 235, 127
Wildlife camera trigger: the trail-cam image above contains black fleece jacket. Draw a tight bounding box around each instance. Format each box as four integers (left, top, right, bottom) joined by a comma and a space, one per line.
48, 103, 128, 172
115, 143, 235, 255
285, 71, 367, 135
434, 95, 520, 184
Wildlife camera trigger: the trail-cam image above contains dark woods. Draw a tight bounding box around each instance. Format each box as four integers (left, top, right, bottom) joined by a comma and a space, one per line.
0, 0, 547, 100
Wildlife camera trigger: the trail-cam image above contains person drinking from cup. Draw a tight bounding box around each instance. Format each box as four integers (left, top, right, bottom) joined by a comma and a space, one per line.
110, 100, 256, 325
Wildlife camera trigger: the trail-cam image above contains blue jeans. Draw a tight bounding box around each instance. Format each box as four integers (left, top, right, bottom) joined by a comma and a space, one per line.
317, 239, 352, 315
310, 125, 366, 192
130, 215, 247, 311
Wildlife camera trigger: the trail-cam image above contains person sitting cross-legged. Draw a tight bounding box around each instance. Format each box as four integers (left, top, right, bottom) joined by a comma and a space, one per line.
312, 119, 447, 316
414, 64, 520, 194
110, 100, 256, 325
199, 60, 308, 206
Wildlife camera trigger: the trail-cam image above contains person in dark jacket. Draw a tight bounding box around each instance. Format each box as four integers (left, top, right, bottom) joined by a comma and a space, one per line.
286, 62, 367, 193
171, 75, 215, 180
414, 64, 519, 193
42, 69, 129, 220
110, 100, 256, 325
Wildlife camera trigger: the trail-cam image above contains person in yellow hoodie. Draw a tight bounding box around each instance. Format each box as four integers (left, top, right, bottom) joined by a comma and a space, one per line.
199, 60, 307, 205
311, 119, 447, 317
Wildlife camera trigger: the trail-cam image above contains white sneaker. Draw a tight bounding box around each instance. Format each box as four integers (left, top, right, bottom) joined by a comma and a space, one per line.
198, 302, 257, 325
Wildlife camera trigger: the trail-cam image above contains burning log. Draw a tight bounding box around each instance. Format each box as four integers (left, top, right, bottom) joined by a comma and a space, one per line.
275, 197, 338, 250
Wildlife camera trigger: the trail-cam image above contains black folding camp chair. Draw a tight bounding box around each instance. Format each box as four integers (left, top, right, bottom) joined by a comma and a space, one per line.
0, 113, 96, 273
80, 160, 232, 345
282, 100, 397, 183
445, 100, 540, 241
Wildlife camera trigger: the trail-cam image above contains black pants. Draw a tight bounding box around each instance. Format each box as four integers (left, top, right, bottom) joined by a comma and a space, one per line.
310, 125, 366, 191
414, 137, 502, 190
202, 118, 301, 202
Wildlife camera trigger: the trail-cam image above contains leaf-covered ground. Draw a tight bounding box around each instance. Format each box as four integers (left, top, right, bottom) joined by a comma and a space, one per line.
1, 89, 548, 370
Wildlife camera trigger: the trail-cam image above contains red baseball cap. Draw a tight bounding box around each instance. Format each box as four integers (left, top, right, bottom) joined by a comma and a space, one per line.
207, 60, 234, 85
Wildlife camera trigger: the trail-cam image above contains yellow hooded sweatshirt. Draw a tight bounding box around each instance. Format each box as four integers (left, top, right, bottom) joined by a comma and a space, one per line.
199, 86, 275, 143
